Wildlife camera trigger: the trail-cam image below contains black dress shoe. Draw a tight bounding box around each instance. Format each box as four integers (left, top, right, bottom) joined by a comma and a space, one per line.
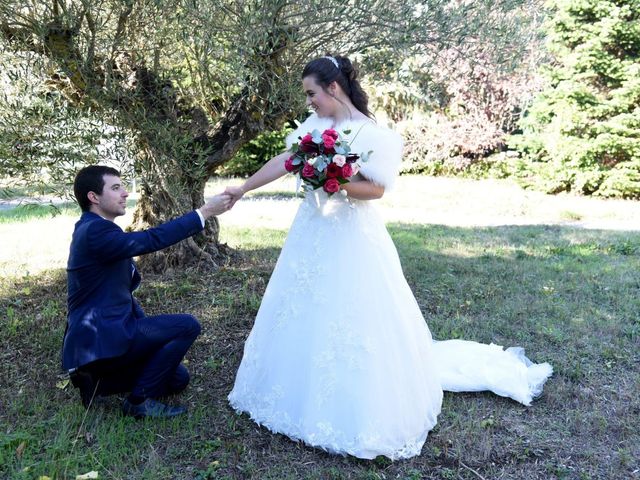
122, 398, 187, 419
69, 369, 100, 408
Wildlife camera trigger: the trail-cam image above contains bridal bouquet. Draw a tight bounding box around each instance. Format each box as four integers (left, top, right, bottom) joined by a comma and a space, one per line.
285, 128, 370, 195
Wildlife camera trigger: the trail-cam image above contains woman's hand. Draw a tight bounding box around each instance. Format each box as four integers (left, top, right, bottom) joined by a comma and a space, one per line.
224, 185, 246, 208
199, 193, 232, 218
340, 180, 384, 200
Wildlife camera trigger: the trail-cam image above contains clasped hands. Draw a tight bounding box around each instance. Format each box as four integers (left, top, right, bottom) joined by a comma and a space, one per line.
198, 185, 246, 220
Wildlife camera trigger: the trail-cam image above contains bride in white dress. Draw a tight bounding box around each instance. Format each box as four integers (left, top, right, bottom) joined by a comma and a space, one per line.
224, 55, 552, 460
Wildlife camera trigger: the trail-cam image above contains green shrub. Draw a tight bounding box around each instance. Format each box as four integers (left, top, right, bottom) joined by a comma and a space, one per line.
512, 0, 640, 199
216, 124, 294, 177
393, 51, 540, 179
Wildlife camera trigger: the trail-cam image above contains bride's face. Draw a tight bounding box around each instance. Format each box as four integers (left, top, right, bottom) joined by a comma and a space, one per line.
302, 76, 337, 118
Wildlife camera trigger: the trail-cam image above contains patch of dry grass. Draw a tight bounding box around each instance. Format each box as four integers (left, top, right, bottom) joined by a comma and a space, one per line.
1, 176, 639, 479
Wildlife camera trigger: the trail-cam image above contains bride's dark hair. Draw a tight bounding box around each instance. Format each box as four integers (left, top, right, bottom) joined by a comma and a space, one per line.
302, 54, 371, 118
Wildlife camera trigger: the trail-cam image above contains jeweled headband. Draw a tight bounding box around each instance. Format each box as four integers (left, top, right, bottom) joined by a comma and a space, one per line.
323, 56, 339, 69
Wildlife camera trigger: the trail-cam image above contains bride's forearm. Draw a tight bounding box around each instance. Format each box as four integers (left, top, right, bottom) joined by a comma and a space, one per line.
341, 180, 385, 200
240, 152, 290, 193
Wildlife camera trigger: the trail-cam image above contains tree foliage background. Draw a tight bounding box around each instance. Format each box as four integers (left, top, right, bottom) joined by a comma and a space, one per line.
0, 0, 538, 267
513, 0, 640, 198
354, 0, 639, 201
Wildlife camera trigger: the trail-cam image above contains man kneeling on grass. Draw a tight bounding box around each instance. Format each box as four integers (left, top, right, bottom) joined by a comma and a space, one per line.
62, 165, 231, 418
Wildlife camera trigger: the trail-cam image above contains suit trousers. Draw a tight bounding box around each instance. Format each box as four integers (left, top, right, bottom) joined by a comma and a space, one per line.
83, 314, 201, 399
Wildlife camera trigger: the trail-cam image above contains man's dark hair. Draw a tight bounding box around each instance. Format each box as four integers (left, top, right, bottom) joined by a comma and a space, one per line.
73, 165, 121, 212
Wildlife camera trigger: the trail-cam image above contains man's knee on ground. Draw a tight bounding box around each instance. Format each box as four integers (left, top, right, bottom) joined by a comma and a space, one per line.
184, 314, 202, 338
168, 363, 190, 394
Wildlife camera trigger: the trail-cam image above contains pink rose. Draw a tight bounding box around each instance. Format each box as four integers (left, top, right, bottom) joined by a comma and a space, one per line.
325, 162, 342, 178
323, 178, 340, 193
341, 163, 353, 178
333, 154, 346, 167
300, 133, 317, 153
302, 163, 316, 178
284, 155, 296, 172
322, 135, 336, 150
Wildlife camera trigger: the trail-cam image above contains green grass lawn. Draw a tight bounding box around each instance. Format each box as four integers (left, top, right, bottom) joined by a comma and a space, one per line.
1, 176, 639, 479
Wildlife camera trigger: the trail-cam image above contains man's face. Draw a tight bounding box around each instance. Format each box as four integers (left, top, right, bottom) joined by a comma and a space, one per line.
90, 175, 129, 220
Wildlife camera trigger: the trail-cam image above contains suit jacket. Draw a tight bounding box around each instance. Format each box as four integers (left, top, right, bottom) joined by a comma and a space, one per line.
62, 210, 203, 370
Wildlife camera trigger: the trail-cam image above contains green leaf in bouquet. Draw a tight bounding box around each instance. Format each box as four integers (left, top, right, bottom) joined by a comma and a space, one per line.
311, 129, 323, 143
338, 177, 350, 185
315, 157, 328, 171
335, 145, 346, 155
302, 178, 320, 190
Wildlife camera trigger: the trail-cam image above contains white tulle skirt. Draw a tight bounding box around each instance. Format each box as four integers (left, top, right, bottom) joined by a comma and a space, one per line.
228, 192, 551, 460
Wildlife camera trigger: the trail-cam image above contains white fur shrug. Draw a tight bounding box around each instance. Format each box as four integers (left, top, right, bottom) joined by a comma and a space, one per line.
285, 113, 403, 190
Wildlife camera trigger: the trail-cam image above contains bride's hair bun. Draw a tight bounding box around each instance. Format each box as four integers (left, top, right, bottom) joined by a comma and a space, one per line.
335, 56, 358, 83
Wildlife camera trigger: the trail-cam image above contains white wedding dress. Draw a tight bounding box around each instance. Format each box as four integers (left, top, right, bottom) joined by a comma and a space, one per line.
228, 114, 552, 460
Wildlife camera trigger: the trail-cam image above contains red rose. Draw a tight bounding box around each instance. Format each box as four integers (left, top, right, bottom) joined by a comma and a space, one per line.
284, 155, 296, 172
302, 163, 316, 178
323, 178, 340, 193
300, 133, 317, 153
341, 163, 353, 178
326, 162, 342, 178
322, 129, 339, 151
322, 128, 338, 140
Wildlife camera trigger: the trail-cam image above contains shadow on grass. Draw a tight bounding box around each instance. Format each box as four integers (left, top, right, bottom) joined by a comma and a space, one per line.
245, 190, 301, 200
0, 199, 139, 224
0, 223, 638, 479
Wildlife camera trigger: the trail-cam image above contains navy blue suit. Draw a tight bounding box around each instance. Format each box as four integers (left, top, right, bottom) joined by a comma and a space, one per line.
63, 210, 204, 399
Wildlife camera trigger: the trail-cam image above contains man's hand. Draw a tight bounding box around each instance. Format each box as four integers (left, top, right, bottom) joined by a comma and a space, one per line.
199, 193, 232, 219
223, 186, 246, 209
